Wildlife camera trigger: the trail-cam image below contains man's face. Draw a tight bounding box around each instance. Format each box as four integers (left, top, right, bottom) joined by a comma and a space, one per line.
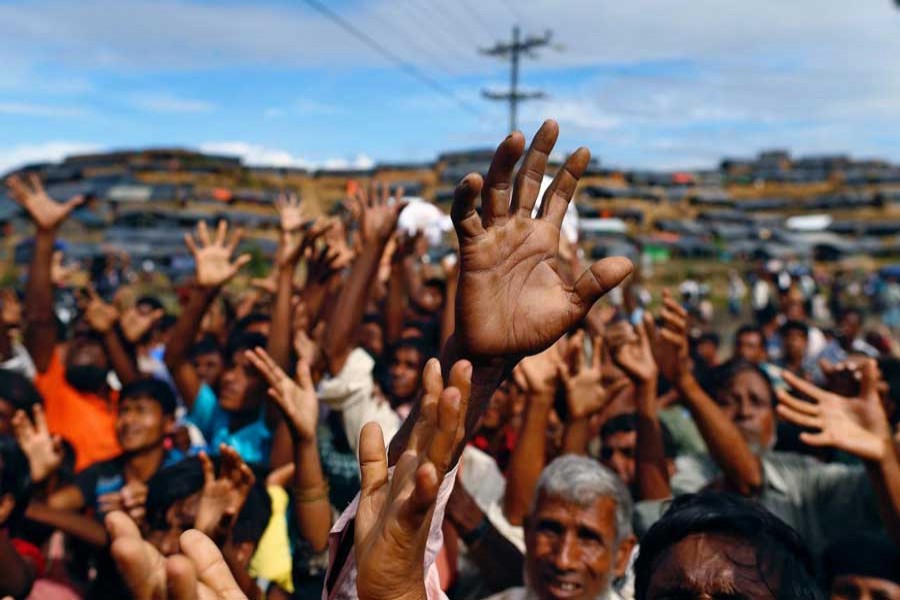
831, 575, 900, 600
359, 322, 384, 358
116, 395, 172, 453
784, 330, 808, 362
644, 532, 781, 599
218, 352, 264, 413
525, 494, 633, 600
735, 332, 765, 364
840, 313, 862, 342
715, 370, 775, 450
388, 347, 422, 402
599, 431, 636, 489
696, 340, 719, 368
193, 351, 224, 387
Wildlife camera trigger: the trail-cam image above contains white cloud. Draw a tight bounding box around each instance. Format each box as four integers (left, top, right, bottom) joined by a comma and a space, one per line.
131, 92, 215, 113
198, 141, 374, 171
0, 141, 101, 174
0, 102, 87, 118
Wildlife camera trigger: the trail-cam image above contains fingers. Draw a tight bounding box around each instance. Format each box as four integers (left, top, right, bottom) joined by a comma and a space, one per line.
64, 194, 85, 212
358, 422, 388, 498
859, 358, 879, 401
510, 119, 559, 216
481, 131, 526, 227
424, 386, 462, 483
232, 254, 252, 273
295, 358, 313, 391
199, 452, 215, 487
179, 529, 245, 598
572, 257, 634, 310
408, 359, 443, 453
539, 146, 590, 228
165, 555, 199, 600
450, 174, 486, 239
197, 221, 211, 247
225, 226, 244, 255
184, 233, 198, 257
214, 220, 227, 246
782, 370, 828, 403
776, 398, 823, 430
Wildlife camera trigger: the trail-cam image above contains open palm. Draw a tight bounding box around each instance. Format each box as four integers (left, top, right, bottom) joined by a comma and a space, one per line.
778, 363, 892, 462
452, 121, 632, 358
184, 221, 251, 288
6, 174, 84, 231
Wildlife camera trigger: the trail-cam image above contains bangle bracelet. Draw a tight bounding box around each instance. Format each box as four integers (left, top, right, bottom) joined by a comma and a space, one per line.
295, 482, 330, 504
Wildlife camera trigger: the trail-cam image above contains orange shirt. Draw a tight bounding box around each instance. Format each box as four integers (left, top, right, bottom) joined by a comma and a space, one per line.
34, 350, 121, 472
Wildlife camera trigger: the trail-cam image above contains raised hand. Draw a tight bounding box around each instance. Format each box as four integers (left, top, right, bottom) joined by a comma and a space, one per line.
353, 182, 407, 246
6, 173, 84, 231
355, 359, 471, 600
513, 343, 563, 397
120, 480, 149, 526
609, 315, 659, 384
245, 348, 318, 441
451, 120, 632, 358
106, 511, 247, 600
11, 404, 62, 483
184, 221, 251, 288
648, 290, 690, 384
777, 360, 893, 462
194, 446, 255, 541
120, 306, 165, 343
558, 332, 608, 419
275, 192, 308, 233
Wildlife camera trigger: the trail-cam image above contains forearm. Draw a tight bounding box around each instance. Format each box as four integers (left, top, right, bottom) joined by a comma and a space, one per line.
299, 280, 330, 332
503, 392, 553, 526
165, 285, 218, 408
268, 267, 295, 369
678, 374, 762, 494
634, 380, 671, 500
0, 529, 34, 599
24, 230, 58, 372
291, 435, 331, 551
104, 329, 138, 385
323, 248, 384, 374
384, 263, 407, 345
25, 502, 109, 547
562, 417, 591, 455
221, 542, 262, 600
865, 440, 900, 546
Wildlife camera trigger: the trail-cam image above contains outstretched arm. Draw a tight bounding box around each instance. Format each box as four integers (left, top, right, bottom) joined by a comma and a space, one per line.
651, 292, 763, 495
165, 221, 250, 408
609, 317, 671, 500
322, 184, 405, 375
388, 120, 632, 467
7, 175, 84, 372
778, 364, 900, 546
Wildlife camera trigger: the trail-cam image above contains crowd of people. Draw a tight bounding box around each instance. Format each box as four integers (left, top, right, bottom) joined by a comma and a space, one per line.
0, 120, 898, 600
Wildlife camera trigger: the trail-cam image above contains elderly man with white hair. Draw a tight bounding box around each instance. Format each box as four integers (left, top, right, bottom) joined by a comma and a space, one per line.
485, 455, 637, 600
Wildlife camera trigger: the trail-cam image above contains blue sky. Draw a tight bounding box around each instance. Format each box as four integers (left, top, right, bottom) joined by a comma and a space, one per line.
2, 0, 900, 173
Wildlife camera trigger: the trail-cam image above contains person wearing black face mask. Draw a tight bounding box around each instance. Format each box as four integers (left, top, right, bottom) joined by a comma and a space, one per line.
7, 175, 136, 473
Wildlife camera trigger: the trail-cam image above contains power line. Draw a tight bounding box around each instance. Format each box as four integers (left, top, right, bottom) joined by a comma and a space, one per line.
404, 0, 483, 66
421, 0, 489, 52
456, 0, 500, 41
300, 0, 482, 116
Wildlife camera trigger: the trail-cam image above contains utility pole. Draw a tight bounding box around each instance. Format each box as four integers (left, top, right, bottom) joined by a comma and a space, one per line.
481, 26, 552, 133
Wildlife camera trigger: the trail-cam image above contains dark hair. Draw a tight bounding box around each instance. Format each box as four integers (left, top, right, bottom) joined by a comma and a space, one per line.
824, 531, 900, 586
779, 319, 809, 338
224, 331, 268, 363
234, 312, 271, 333
189, 334, 223, 359
837, 307, 863, 323
697, 332, 720, 347
0, 436, 31, 527
120, 378, 177, 416
634, 492, 823, 600
362, 313, 383, 326
145, 456, 272, 544
388, 337, 434, 367
699, 358, 775, 407
735, 324, 764, 343
157, 314, 177, 332
0, 369, 43, 417
600, 413, 677, 459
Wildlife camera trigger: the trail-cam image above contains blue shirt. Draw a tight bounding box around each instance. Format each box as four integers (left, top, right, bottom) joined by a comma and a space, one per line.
188, 384, 272, 468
